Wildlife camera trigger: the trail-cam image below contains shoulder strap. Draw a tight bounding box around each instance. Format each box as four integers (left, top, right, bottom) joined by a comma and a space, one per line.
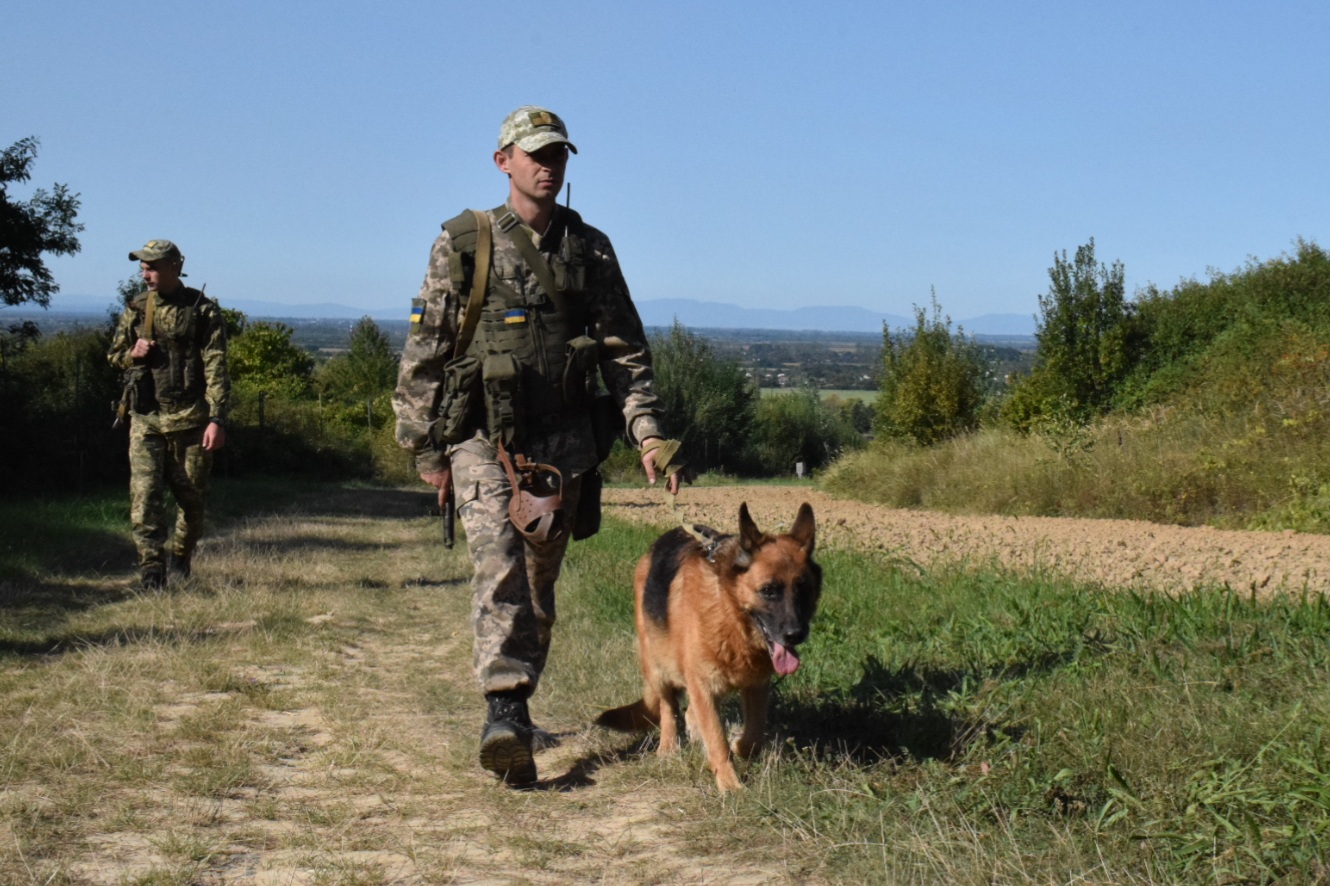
452, 209, 492, 358
144, 292, 157, 339
493, 208, 564, 313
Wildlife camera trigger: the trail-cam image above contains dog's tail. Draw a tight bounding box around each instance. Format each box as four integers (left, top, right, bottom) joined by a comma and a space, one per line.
594, 699, 659, 733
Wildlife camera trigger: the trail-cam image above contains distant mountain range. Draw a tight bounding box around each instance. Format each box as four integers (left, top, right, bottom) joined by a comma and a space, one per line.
634, 298, 1035, 336
36, 294, 1036, 337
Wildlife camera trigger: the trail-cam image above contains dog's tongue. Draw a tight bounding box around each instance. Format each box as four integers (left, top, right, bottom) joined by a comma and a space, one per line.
770, 642, 800, 676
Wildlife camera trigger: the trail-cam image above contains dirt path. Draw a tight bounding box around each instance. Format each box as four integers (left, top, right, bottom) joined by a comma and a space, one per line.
16, 484, 1330, 885
605, 486, 1330, 597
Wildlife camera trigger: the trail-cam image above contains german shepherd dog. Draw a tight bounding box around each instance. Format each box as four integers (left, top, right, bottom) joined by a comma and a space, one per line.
596, 503, 820, 792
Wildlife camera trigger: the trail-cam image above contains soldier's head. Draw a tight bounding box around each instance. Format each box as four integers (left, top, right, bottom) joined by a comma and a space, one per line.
495, 106, 575, 208
129, 239, 185, 292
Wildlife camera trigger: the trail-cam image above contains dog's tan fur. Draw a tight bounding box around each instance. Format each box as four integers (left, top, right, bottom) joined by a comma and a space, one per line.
597, 503, 820, 792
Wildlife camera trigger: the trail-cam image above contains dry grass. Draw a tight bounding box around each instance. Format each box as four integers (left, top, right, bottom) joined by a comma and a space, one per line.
1, 484, 795, 885
7, 481, 1329, 884
823, 405, 1330, 530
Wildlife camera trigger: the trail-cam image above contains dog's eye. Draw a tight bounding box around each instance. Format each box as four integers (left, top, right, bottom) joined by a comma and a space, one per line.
760, 583, 783, 601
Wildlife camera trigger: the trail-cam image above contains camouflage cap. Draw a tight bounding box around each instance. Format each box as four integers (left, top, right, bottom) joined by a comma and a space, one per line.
128, 239, 183, 263
498, 106, 578, 154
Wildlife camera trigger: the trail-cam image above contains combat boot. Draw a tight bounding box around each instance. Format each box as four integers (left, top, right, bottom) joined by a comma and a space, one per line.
168, 552, 192, 581
140, 565, 165, 591
479, 691, 537, 785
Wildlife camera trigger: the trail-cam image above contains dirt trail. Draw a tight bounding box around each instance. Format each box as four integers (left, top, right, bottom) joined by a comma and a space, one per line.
605, 486, 1330, 597
21, 484, 1330, 885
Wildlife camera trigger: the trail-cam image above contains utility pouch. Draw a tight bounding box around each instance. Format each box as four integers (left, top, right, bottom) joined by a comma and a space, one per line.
563, 335, 599, 406
127, 368, 155, 415
589, 392, 624, 464
572, 467, 603, 541
483, 353, 521, 445
432, 354, 483, 445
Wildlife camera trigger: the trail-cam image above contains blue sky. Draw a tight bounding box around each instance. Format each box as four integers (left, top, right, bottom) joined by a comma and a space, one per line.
4, 1, 1327, 325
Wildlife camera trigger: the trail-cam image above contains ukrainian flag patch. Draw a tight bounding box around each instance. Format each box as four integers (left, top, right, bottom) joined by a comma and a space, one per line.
504, 309, 527, 325
410, 299, 424, 324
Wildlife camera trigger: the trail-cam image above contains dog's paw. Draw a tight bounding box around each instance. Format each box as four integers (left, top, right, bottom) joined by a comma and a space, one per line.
713, 767, 744, 794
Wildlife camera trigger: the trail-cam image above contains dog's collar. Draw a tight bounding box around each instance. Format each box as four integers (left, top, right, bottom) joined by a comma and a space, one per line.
680, 520, 726, 563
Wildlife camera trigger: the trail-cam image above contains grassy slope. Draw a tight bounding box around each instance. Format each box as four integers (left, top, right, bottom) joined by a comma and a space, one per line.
3, 481, 1329, 883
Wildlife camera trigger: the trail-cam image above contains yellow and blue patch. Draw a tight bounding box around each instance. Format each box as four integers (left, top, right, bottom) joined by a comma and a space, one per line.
504, 309, 527, 325
410, 298, 425, 325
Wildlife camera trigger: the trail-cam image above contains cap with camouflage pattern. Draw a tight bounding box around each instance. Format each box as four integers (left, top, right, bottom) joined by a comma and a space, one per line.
498, 106, 578, 155
129, 239, 184, 263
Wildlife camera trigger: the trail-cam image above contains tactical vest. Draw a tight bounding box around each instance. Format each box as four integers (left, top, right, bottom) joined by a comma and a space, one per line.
131, 288, 210, 412
441, 205, 598, 444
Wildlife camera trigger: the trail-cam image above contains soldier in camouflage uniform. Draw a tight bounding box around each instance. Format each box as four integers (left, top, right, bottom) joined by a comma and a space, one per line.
108, 240, 230, 590
393, 106, 683, 785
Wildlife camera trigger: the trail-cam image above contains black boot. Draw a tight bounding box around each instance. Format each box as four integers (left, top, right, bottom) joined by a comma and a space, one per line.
140, 565, 165, 591
168, 552, 192, 581
479, 691, 537, 785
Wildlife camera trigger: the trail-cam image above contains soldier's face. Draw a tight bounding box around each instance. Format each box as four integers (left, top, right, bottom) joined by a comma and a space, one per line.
496, 143, 568, 206
140, 260, 182, 292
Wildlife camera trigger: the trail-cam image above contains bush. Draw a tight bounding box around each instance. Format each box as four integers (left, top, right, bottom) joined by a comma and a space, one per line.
1002, 239, 1133, 430
874, 295, 985, 445
649, 321, 757, 474
0, 322, 125, 494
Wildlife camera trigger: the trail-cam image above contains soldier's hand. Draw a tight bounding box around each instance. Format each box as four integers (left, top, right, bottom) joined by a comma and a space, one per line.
202, 422, 226, 451
640, 438, 684, 496
130, 338, 154, 359
421, 469, 452, 507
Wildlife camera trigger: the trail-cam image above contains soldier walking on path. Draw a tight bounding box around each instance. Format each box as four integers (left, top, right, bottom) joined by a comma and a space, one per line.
108, 240, 230, 590
393, 106, 684, 785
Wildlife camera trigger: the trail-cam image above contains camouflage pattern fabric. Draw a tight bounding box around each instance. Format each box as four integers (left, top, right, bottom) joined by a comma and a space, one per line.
127, 418, 212, 569
108, 286, 230, 432
393, 201, 666, 696
109, 283, 229, 570
393, 201, 663, 478
449, 435, 584, 693
128, 239, 184, 263
497, 106, 578, 154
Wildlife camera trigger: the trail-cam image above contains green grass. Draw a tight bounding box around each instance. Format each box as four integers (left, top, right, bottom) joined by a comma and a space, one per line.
555, 529, 1330, 883
3, 483, 1329, 883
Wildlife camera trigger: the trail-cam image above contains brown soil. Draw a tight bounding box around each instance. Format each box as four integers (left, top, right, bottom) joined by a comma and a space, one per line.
605, 485, 1330, 597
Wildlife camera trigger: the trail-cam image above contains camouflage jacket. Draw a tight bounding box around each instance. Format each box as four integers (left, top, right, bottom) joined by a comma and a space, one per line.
393, 202, 665, 476
108, 285, 231, 433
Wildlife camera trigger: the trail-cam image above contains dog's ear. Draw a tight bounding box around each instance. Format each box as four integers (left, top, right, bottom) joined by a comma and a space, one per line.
789, 502, 816, 555
734, 502, 763, 569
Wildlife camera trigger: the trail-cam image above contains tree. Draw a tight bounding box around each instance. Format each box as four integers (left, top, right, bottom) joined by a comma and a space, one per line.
874, 293, 985, 445
649, 321, 757, 474
751, 384, 863, 475
1004, 239, 1132, 429
0, 137, 83, 308
228, 321, 315, 399
318, 317, 398, 404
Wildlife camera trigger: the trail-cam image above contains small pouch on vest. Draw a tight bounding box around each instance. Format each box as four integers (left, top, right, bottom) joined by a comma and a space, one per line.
432, 354, 482, 445
483, 353, 521, 445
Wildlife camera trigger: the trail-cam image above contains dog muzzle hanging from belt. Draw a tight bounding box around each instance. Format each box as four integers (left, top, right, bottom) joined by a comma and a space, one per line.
496, 440, 567, 544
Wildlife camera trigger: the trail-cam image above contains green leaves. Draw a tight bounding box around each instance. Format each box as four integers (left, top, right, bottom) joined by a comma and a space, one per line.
875, 292, 985, 446
0, 136, 84, 308
1003, 239, 1132, 431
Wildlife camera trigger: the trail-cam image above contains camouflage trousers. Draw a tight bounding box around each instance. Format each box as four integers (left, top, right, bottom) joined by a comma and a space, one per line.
128, 418, 213, 570
449, 436, 584, 697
